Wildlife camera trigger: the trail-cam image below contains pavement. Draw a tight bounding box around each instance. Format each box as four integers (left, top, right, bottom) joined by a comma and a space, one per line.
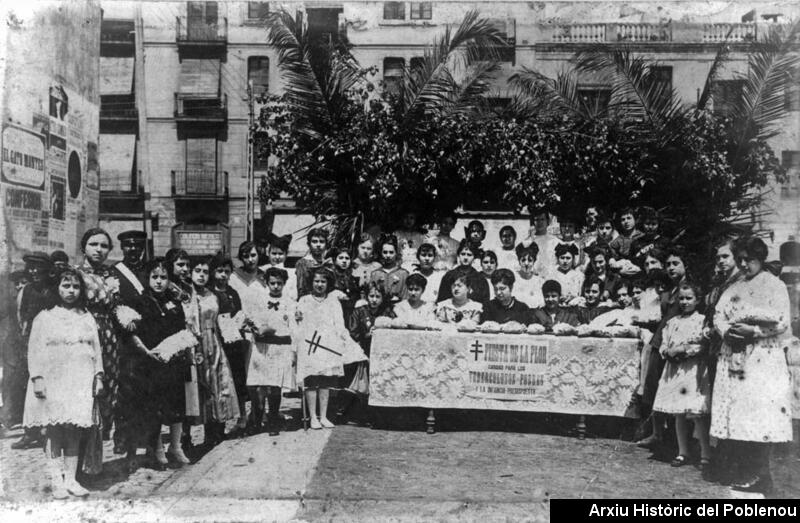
1, 403, 799, 522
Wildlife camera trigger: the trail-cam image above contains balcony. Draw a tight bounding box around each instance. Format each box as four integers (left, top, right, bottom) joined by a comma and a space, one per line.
549, 22, 671, 43
176, 16, 227, 48
174, 93, 227, 123
100, 96, 138, 120
101, 19, 135, 55
540, 21, 766, 47
171, 169, 229, 199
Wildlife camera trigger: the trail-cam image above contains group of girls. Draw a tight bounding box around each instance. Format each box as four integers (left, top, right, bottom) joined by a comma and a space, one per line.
15, 204, 794, 498
342, 209, 793, 494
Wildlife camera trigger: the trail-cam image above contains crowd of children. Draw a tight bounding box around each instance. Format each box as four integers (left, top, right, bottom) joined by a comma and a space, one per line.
0, 205, 793, 497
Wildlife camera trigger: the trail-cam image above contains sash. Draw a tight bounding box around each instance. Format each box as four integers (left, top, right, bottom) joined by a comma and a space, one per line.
115, 262, 145, 295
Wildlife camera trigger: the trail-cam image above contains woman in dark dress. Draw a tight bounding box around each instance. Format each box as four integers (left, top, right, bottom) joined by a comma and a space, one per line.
76, 228, 122, 472
209, 253, 248, 433
127, 258, 194, 469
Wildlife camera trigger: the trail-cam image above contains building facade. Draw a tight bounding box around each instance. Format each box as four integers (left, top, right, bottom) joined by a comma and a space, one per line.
97, 1, 799, 260
1, 1, 102, 272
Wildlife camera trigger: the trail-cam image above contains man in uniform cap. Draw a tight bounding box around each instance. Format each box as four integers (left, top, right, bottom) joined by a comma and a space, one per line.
108, 230, 147, 305
49, 250, 70, 272
106, 231, 147, 454
9, 252, 53, 448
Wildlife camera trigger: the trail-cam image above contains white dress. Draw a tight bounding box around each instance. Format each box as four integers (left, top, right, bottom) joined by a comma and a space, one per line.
652, 312, 710, 416
393, 300, 435, 323
229, 268, 270, 386
547, 268, 584, 300
247, 295, 297, 390
514, 272, 545, 309
710, 270, 793, 442
412, 268, 444, 304
295, 294, 366, 382
23, 307, 102, 428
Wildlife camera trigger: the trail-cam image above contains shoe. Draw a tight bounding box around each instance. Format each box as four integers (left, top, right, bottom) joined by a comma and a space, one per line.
48, 457, 68, 500
670, 455, 689, 467
319, 417, 335, 429
167, 445, 191, 465
11, 434, 40, 450
731, 474, 773, 494
153, 446, 168, 467
267, 415, 281, 437
63, 456, 89, 497
699, 458, 713, 482
635, 435, 662, 449
310, 417, 322, 430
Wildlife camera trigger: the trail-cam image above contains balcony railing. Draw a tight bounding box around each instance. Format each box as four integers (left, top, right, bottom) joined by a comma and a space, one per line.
543, 21, 769, 45
550, 23, 670, 42
171, 169, 228, 198
174, 93, 227, 122
100, 97, 138, 120
176, 16, 228, 45
703, 22, 757, 42
617, 23, 672, 42
551, 23, 607, 43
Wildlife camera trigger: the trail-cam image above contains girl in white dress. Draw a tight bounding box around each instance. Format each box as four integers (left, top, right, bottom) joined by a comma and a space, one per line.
24, 269, 103, 498
652, 283, 711, 471
295, 267, 366, 429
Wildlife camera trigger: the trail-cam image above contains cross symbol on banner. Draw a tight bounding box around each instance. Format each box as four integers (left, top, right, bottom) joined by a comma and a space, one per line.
305, 330, 342, 356
470, 340, 484, 361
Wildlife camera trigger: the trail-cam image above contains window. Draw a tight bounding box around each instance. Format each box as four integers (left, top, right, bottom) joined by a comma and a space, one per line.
247, 2, 269, 20
785, 68, 800, 112
410, 2, 431, 20
410, 56, 425, 74
487, 19, 516, 64
248, 56, 270, 97
383, 2, 405, 20
646, 66, 672, 107
711, 80, 743, 118
782, 151, 800, 198
187, 1, 219, 40
578, 88, 611, 115
184, 137, 218, 194
383, 57, 405, 96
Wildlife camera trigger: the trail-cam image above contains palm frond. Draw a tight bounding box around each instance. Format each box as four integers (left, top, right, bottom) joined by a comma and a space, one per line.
731, 19, 800, 144
442, 61, 502, 116
399, 10, 508, 126
696, 28, 734, 111
576, 50, 690, 138
508, 67, 590, 120
267, 10, 363, 140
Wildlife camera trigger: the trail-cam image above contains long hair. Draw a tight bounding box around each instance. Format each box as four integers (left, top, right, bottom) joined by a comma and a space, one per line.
50, 267, 88, 311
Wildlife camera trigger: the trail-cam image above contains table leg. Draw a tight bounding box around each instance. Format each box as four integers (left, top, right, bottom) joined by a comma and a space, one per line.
426, 409, 436, 434
577, 415, 586, 440
301, 388, 309, 431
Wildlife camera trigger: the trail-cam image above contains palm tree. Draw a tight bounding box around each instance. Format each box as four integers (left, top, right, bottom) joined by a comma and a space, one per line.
508, 20, 799, 241
263, 9, 508, 242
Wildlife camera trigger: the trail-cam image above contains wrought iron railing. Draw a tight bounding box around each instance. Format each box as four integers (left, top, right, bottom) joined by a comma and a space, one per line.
174, 93, 227, 120
171, 169, 228, 197
176, 16, 228, 43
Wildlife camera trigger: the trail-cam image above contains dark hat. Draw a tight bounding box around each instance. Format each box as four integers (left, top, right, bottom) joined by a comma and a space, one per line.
267, 232, 292, 251
9, 270, 28, 283
22, 252, 52, 267
117, 230, 147, 243
50, 250, 70, 265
